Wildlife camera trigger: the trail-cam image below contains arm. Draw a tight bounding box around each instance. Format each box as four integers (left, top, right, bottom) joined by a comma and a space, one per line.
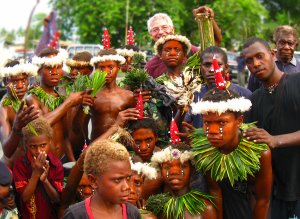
26, 92, 84, 126
253, 148, 273, 219
243, 128, 300, 149
59, 152, 85, 211
1, 103, 39, 158
192, 6, 222, 46
206, 174, 223, 219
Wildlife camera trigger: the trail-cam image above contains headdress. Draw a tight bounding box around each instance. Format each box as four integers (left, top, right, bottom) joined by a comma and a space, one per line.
154, 34, 191, 55
32, 49, 68, 67
130, 161, 157, 180
90, 49, 126, 66
0, 61, 38, 79
66, 51, 93, 67
191, 94, 252, 115
151, 145, 193, 169
102, 28, 111, 49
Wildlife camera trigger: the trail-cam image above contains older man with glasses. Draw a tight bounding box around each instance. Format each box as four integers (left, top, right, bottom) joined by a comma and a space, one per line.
145, 6, 222, 78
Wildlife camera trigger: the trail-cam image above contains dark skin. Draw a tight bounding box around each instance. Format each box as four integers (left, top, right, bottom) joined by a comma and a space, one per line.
202, 112, 273, 219
26, 62, 84, 161
161, 160, 217, 219
87, 160, 132, 219
159, 40, 186, 78
73, 60, 135, 141
242, 41, 300, 149
21, 135, 60, 204
275, 32, 298, 64
0, 75, 39, 168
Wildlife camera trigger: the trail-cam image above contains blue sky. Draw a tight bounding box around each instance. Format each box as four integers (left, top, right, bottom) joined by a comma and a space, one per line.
0, 0, 51, 31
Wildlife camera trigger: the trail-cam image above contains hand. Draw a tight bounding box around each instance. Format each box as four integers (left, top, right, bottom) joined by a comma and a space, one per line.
12, 101, 39, 133
115, 108, 140, 127
82, 89, 94, 107
32, 152, 47, 177
243, 127, 278, 148
66, 91, 84, 107
4, 196, 15, 209
176, 121, 195, 145
134, 89, 152, 103
40, 160, 50, 182
193, 6, 215, 19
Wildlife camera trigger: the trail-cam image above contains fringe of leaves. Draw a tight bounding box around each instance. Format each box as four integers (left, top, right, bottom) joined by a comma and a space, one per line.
121, 69, 149, 91
1, 95, 20, 112
190, 123, 267, 186
28, 86, 65, 111
147, 190, 214, 219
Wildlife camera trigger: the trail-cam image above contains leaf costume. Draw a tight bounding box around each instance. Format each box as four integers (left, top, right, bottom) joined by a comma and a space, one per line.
191, 123, 267, 186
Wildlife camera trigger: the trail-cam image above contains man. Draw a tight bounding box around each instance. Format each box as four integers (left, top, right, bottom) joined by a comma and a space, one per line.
27, 48, 84, 162
185, 46, 251, 128
145, 6, 222, 78
243, 37, 300, 219
73, 48, 138, 141
0, 60, 39, 168
247, 25, 299, 92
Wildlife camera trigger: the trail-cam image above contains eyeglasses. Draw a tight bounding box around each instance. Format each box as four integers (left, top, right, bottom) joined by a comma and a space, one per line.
277, 40, 297, 48
150, 25, 171, 34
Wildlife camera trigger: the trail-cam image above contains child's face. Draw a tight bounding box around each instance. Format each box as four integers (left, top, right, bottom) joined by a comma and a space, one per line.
96, 60, 119, 84
6, 73, 29, 99
132, 128, 157, 162
161, 160, 191, 191
70, 66, 92, 82
160, 40, 185, 67
40, 64, 63, 87
127, 171, 144, 206
77, 173, 93, 200
25, 134, 51, 158
89, 160, 131, 204
202, 112, 243, 149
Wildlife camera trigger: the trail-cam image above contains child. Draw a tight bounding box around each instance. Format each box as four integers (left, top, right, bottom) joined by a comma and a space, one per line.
129, 161, 157, 219
148, 143, 217, 219
191, 88, 272, 219
63, 139, 141, 218
0, 161, 19, 218
27, 48, 84, 161
13, 117, 64, 219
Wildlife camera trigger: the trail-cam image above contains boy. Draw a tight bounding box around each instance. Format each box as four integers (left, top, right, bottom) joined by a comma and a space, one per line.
63, 139, 141, 218
191, 88, 272, 219
27, 48, 84, 161
73, 48, 135, 141
0, 59, 39, 168
13, 117, 64, 219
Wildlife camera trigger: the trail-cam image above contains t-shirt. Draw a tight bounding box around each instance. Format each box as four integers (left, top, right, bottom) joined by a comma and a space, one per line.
63, 197, 141, 219
185, 83, 252, 128
13, 151, 64, 219
246, 73, 300, 201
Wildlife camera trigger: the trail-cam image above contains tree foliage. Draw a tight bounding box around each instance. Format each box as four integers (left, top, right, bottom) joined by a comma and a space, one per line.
49, 0, 299, 50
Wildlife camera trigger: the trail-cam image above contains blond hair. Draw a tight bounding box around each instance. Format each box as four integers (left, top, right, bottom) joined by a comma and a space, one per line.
84, 139, 129, 176
22, 117, 53, 142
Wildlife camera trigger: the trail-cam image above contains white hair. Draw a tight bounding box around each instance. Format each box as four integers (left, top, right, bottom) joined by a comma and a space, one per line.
147, 13, 174, 33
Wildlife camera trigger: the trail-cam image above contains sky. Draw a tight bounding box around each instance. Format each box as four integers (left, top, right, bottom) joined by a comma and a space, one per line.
0, 0, 51, 31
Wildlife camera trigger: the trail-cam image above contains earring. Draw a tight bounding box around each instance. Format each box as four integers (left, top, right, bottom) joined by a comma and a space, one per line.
181, 169, 184, 176
147, 143, 150, 149
166, 170, 169, 178
206, 127, 209, 136
137, 144, 140, 152
92, 189, 95, 195
79, 188, 83, 196
219, 127, 223, 137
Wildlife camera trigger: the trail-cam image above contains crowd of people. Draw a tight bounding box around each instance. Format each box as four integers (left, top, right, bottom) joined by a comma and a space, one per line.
0, 4, 299, 219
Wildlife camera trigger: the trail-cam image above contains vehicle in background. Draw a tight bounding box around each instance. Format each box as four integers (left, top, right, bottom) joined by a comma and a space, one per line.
294, 51, 300, 63
67, 44, 103, 58
226, 51, 238, 83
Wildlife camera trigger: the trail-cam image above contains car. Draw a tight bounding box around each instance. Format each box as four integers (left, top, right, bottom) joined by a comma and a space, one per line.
67, 44, 103, 58
226, 52, 239, 83
294, 51, 300, 63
